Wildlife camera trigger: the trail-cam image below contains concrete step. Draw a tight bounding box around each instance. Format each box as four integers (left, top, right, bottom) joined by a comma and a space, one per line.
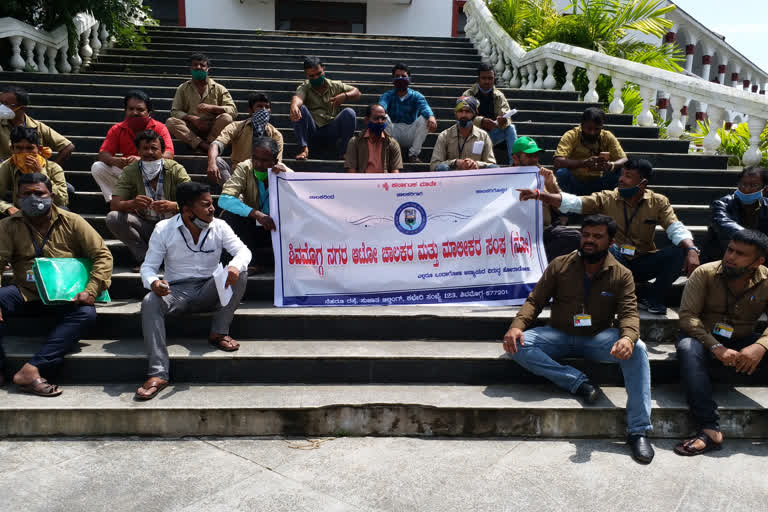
1, 383, 765, 438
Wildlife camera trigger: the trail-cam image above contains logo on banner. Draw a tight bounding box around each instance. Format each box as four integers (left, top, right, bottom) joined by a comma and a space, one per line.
394, 202, 427, 235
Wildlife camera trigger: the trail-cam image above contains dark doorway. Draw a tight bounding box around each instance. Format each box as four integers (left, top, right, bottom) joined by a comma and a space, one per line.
144, 0, 180, 26
276, 1, 366, 33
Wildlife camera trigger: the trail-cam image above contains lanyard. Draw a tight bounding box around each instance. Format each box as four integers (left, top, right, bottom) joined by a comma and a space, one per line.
622, 202, 642, 245
25, 222, 55, 258
177, 226, 214, 253
140, 162, 164, 201
583, 273, 593, 313
457, 132, 471, 156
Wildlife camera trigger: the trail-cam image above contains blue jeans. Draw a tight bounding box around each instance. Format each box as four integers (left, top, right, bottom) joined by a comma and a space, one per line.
609, 245, 684, 308
434, 163, 499, 172
292, 105, 356, 158
510, 326, 652, 434
555, 168, 619, 195
0, 285, 97, 371
489, 125, 517, 160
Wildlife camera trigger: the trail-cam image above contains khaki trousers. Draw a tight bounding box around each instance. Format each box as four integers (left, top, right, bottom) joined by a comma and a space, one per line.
166, 113, 233, 149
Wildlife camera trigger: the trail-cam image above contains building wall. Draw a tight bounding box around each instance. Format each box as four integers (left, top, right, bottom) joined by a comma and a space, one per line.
185, 0, 276, 30
366, 0, 454, 38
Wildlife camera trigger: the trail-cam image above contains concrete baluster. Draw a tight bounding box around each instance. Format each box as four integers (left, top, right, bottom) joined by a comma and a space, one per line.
743, 117, 767, 166
35, 44, 48, 73
46, 46, 58, 74
80, 30, 93, 68
526, 64, 537, 89
584, 67, 600, 103
519, 66, 529, 89
543, 59, 556, 89
509, 66, 521, 89
667, 95, 687, 139
656, 93, 670, 122
636, 86, 656, 127
561, 63, 576, 92
22, 38, 37, 71
702, 106, 723, 155
59, 45, 72, 73
100, 25, 110, 48
501, 57, 513, 86
90, 22, 102, 58
69, 45, 82, 74
8, 36, 26, 72
608, 76, 625, 114
533, 61, 545, 89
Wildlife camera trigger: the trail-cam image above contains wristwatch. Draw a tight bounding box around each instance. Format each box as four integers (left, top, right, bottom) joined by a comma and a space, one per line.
687, 246, 701, 254
710, 343, 724, 353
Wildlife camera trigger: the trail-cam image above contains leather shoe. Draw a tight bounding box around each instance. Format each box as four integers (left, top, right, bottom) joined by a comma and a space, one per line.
575, 381, 602, 404
627, 434, 655, 464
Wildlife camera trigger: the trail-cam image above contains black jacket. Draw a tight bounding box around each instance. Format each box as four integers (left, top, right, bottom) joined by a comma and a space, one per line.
704, 193, 768, 261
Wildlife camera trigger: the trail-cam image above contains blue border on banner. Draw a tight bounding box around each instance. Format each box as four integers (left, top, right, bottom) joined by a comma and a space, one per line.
274, 168, 545, 306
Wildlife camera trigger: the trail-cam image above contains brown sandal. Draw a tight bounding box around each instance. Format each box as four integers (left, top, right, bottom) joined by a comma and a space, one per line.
17, 377, 62, 397
209, 334, 240, 352
295, 147, 309, 160
674, 431, 723, 456
134, 377, 169, 401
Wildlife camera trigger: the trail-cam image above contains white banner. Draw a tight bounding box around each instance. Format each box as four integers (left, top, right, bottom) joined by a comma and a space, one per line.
269, 167, 547, 307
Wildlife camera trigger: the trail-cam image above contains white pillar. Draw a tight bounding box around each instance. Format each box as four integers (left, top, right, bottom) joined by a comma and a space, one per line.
702, 106, 723, 154
22, 38, 37, 71
562, 63, 576, 92
34, 44, 48, 73
743, 117, 767, 166
8, 36, 25, 72
90, 22, 102, 57
526, 64, 537, 89
58, 45, 72, 73
46, 46, 58, 74
667, 95, 687, 139
584, 67, 600, 103
509, 67, 521, 89
700, 47, 714, 81
543, 59, 556, 89
684, 40, 697, 73
79, 30, 93, 68
608, 76, 625, 114
636, 86, 656, 127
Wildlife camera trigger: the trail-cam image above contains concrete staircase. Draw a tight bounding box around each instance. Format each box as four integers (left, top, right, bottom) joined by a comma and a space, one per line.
2, 26, 765, 438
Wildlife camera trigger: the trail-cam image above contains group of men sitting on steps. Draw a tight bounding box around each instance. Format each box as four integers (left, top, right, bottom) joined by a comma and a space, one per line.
0, 51, 767, 464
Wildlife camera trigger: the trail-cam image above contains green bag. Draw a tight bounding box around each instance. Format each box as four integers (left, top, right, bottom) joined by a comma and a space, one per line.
32, 258, 110, 305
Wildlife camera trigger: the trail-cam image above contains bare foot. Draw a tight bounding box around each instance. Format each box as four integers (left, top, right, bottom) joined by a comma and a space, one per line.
12, 362, 41, 387
295, 147, 309, 160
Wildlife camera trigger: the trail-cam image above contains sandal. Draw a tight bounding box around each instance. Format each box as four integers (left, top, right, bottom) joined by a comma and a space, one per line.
17, 377, 62, 397
134, 377, 169, 401
209, 334, 240, 352
295, 147, 309, 160
674, 431, 723, 456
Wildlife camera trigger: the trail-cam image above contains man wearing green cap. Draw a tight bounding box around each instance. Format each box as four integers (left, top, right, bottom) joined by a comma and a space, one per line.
513, 137, 581, 261
430, 96, 496, 172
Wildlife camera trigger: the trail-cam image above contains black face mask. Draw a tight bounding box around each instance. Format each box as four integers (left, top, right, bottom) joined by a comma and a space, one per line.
723, 258, 759, 280
580, 248, 608, 264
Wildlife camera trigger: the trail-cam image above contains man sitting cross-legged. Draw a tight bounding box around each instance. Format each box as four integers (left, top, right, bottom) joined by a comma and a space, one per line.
136, 182, 251, 400
219, 136, 292, 275
503, 214, 654, 464
106, 130, 190, 272
0, 173, 113, 395
430, 96, 496, 172
675, 229, 768, 456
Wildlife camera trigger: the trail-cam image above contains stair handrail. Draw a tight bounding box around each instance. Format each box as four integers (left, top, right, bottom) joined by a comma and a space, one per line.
0, 12, 110, 74
464, 0, 768, 166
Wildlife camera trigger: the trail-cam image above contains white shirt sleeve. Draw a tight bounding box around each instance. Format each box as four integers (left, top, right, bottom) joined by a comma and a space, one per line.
141, 222, 166, 289
219, 220, 252, 272
666, 221, 693, 246
559, 192, 583, 214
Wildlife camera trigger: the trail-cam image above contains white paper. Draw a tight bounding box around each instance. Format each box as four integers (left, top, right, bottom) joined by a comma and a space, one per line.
212, 263, 233, 307
503, 109, 518, 119
471, 140, 484, 155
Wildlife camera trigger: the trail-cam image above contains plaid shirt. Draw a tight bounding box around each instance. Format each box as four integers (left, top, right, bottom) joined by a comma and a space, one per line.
378, 89, 434, 124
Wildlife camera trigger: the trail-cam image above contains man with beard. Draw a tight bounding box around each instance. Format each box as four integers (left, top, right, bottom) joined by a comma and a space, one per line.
503, 214, 654, 464
378, 63, 437, 163
206, 92, 283, 185
91, 90, 174, 202
554, 107, 627, 195
675, 229, 768, 456
430, 96, 496, 171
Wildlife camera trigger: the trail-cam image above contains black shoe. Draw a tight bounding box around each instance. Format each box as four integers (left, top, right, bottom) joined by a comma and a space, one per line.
637, 297, 650, 311
646, 303, 667, 315
575, 381, 602, 405
627, 434, 655, 464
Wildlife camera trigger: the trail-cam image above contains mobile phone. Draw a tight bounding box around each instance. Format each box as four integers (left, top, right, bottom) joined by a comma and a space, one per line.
599, 152, 610, 160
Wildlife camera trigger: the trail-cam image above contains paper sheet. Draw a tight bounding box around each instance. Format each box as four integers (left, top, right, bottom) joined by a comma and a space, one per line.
503, 108, 518, 119
213, 263, 233, 307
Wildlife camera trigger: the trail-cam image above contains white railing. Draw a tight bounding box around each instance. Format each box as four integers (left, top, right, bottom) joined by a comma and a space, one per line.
0, 13, 110, 74
464, 0, 768, 166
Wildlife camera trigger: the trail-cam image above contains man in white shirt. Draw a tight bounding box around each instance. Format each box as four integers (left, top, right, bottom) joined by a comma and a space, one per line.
135, 181, 251, 400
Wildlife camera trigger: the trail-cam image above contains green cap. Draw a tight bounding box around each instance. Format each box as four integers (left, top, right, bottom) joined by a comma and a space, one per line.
511, 136, 542, 154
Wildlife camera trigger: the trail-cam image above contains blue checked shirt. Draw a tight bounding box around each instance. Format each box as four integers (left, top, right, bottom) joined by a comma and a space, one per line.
378, 89, 434, 125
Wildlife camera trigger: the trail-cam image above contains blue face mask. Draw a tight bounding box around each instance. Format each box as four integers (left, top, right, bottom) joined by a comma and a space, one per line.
457, 119, 473, 129
618, 186, 639, 199
478, 86, 493, 94
368, 121, 387, 135
735, 188, 763, 205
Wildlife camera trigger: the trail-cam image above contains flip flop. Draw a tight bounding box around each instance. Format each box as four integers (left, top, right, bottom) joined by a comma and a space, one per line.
134, 377, 169, 401
209, 334, 240, 352
674, 431, 723, 456
17, 377, 62, 397
295, 148, 309, 160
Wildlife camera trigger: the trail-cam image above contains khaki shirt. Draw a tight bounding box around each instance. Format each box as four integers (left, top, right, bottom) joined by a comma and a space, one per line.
214, 120, 283, 165
580, 189, 679, 258
169, 78, 237, 120
0, 158, 68, 214
295, 79, 355, 127
430, 124, 496, 171
554, 126, 626, 180
0, 206, 113, 301
0, 115, 72, 161
510, 250, 639, 342
344, 130, 402, 173
113, 159, 190, 202
222, 160, 293, 210
462, 84, 511, 128
679, 261, 768, 351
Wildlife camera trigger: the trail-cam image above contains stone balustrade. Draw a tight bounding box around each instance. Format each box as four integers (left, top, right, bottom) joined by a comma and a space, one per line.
0, 13, 110, 74
463, 0, 768, 166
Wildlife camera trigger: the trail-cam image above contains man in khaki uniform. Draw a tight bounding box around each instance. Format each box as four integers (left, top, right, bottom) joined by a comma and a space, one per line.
503, 214, 654, 464
207, 92, 283, 185
345, 104, 402, 173
430, 96, 496, 172
166, 53, 237, 154
106, 130, 190, 269
0, 86, 74, 163
0, 173, 113, 396
289, 56, 361, 160
218, 137, 292, 273
554, 107, 628, 195
675, 229, 768, 456
518, 159, 700, 315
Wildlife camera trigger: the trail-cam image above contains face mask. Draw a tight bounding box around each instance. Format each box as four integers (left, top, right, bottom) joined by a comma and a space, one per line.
140, 159, 163, 181
125, 115, 151, 133
190, 215, 211, 230
309, 74, 326, 88
0, 104, 15, 120
19, 195, 52, 217
251, 108, 271, 138
254, 170, 268, 182
581, 248, 608, 264
457, 119, 473, 129
191, 69, 208, 81
618, 186, 639, 199
11, 151, 49, 174
367, 121, 387, 136
735, 188, 763, 205
393, 77, 410, 90
478, 86, 493, 94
